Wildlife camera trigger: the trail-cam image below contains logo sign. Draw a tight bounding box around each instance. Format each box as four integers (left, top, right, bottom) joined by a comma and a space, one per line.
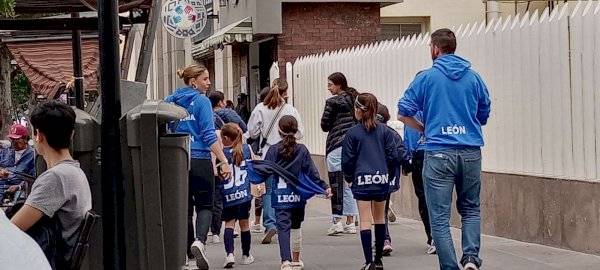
162, 0, 208, 39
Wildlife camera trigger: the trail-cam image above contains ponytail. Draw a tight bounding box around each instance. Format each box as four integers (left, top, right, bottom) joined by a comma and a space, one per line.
221, 123, 244, 166
278, 115, 299, 159
345, 87, 359, 101
264, 78, 289, 109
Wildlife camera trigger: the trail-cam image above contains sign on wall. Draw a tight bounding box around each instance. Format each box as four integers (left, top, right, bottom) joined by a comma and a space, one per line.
162, 0, 208, 39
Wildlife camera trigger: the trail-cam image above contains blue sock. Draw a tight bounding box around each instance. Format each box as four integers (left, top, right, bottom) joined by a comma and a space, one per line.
224, 228, 234, 254
241, 231, 251, 256
374, 224, 386, 261
360, 229, 373, 264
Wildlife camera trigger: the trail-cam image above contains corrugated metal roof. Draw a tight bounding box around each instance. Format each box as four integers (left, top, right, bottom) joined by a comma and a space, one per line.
5, 39, 99, 99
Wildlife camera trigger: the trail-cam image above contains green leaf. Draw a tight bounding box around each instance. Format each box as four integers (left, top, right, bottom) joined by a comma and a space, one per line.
0, 0, 16, 17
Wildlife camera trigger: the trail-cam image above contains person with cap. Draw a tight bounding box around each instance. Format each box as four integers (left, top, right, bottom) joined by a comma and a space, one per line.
235, 93, 251, 124
0, 124, 35, 203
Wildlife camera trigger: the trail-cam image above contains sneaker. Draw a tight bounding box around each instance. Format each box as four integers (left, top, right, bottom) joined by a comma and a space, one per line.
250, 222, 262, 233
291, 260, 304, 269
212, 234, 221, 244
234, 230, 239, 238
343, 223, 357, 234
360, 263, 376, 270
223, 253, 235, 268
281, 261, 293, 270
387, 208, 397, 223
461, 256, 480, 270
261, 228, 277, 244
327, 221, 344, 236
191, 241, 210, 270
374, 259, 384, 270
240, 254, 255, 265
382, 240, 393, 256
184, 257, 196, 268
427, 243, 437, 255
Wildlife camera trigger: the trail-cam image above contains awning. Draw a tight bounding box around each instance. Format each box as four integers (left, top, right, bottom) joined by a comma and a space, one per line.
6, 39, 99, 99
192, 17, 253, 58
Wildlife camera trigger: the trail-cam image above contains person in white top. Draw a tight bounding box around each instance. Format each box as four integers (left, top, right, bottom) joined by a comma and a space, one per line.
247, 78, 305, 245
0, 209, 52, 270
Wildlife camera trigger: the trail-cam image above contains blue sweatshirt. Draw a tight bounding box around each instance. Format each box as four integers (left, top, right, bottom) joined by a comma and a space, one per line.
215, 108, 248, 132
398, 54, 491, 151
165, 87, 218, 159
342, 123, 399, 198
264, 143, 329, 209
403, 111, 424, 159
220, 144, 253, 207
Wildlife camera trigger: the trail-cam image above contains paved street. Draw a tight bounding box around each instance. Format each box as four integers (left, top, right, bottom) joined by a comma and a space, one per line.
197, 198, 600, 270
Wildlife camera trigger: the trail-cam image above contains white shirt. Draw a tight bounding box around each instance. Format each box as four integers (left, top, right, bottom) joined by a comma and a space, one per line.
248, 103, 305, 158
0, 210, 52, 270
14, 149, 26, 163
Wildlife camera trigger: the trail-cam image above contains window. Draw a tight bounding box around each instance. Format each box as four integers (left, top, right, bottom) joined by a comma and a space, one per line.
381, 23, 424, 41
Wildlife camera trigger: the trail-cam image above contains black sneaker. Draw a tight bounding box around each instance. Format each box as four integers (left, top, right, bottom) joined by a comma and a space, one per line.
374, 259, 384, 270
360, 263, 376, 270
460, 256, 481, 270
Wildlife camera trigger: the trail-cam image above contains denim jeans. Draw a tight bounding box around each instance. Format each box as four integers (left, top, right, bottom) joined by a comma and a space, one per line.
327, 147, 359, 218
262, 176, 277, 232
424, 147, 483, 270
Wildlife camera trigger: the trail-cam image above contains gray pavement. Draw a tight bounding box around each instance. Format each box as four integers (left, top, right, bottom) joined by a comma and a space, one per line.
196, 198, 600, 270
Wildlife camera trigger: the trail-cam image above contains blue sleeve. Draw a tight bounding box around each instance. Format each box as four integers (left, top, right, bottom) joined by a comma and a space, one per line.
385, 129, 400, 168
301, 146, 329, 190
341, 131, 357, 182
229, 110, 248, 132
476, 75, 491, 126
193, 96, 218, 146
264, 145, 278, 162
398, 71, 426, 117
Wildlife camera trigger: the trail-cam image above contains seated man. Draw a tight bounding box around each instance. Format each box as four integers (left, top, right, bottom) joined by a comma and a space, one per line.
11, 101, 92, 268
0, 124, 35, 203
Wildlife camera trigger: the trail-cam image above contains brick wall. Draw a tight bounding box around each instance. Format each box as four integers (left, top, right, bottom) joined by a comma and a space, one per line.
277, 2, 381, 77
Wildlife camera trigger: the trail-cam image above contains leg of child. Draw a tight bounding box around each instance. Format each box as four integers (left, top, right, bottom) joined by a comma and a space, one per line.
254, 196, 263, 226
384, 195, 391, 243
239, 219, 251, 256
291, 207, 305, 263
372, 201, 387, 263
223, 219, 236, 255
357, 200, 374, 265
275, 208, 293, 263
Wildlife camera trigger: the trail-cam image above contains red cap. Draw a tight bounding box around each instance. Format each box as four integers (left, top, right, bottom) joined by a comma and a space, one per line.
7, 124, 28, 139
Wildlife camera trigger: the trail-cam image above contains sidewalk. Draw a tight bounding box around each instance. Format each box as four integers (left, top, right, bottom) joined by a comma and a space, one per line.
195, 198, 600, 269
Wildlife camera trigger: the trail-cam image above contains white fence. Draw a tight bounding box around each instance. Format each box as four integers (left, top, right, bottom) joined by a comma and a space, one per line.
291, 1, 600, 182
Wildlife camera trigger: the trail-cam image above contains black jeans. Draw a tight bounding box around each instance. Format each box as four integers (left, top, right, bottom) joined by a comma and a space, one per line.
187, 159, 215, 257
211, 183, 223, 235
412, 150, 432, 244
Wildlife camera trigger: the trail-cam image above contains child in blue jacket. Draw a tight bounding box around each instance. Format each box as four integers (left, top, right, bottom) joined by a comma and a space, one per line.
342, 94, 400, 270
218, 123, 257, 268
260, 115, 332, 270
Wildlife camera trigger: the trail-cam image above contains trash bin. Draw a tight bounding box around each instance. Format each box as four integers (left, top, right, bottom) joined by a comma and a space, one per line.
122, 100, 190, 270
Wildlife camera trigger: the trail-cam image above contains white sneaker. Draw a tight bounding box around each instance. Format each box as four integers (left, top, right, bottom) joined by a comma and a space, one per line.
463, 262, 479, 270
240, 254, 255, 265
427, 240, 437, 255
291, 260, 304, 269
343, 224, 357, 234
387, 208, 397, 223
250, 222, 262, 233
327, 221, 344, 236
191, 241, 210, 270
223, 253, 235, 268
212, 234, 221, 244
280, 261, 293, 270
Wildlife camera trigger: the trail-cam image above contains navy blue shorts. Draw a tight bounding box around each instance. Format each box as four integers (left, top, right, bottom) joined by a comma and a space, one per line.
352, 192, 388, 202
221, 201, 252, 222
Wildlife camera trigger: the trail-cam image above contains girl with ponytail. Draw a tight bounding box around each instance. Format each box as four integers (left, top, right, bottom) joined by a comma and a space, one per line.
247, 78, 305, 244
342, 93, 400, 270
218, 123, 258, 268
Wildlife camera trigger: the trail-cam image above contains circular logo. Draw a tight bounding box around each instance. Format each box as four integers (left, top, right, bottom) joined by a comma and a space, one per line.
162, 0, 207, 39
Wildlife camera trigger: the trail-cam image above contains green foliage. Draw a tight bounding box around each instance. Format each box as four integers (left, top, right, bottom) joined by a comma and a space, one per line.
0, 0, 16, 17
11, 71, 30, 117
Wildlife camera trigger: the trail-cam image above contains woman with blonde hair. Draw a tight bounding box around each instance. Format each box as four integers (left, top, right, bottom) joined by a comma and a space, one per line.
165, 64, 232, 270
247, 78, 305, 244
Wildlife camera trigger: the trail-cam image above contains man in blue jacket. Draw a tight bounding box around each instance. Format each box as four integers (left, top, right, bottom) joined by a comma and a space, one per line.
397, 29, 491, 270
0, 124, 35, 203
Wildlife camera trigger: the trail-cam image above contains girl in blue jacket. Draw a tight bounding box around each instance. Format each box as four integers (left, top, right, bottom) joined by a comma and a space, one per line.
263, 115, 332, 270
219, 123, 256, 268
342, 93, 400, 270
165, 65, 232, 270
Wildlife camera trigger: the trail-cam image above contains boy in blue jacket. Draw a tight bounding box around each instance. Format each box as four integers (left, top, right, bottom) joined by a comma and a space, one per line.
342, 94, 400, 270
249, 115, 332, 270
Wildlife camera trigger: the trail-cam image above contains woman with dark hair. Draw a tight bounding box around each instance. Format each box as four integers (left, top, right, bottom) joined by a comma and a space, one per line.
208, 91, 248, 132
247, 79, 305, 244
342, 93, 400, 270
320, 72, 360, 236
